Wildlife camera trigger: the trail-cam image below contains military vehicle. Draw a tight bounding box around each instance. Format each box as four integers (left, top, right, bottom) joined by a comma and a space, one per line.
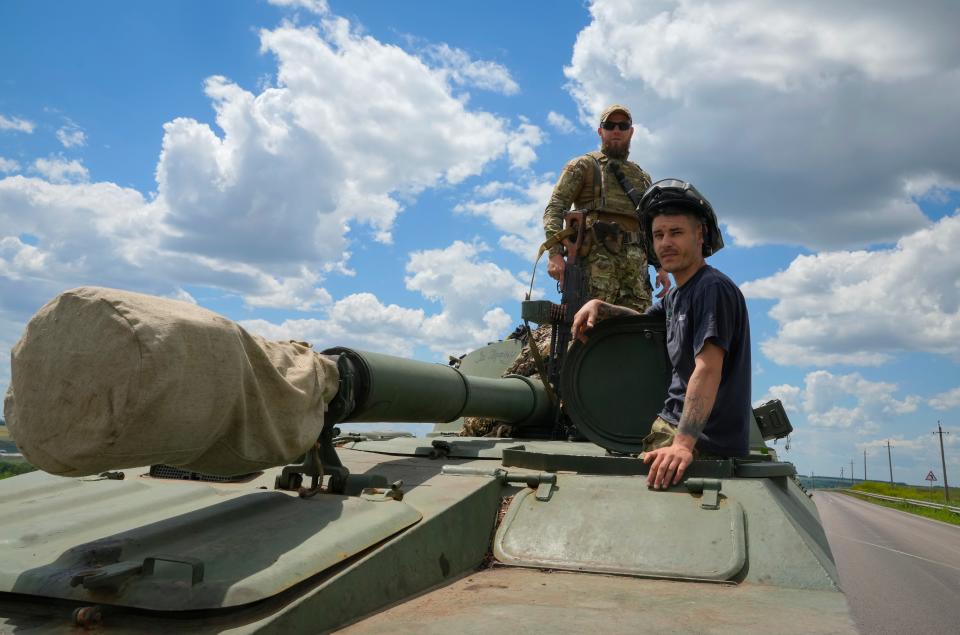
0, 283, 855, 634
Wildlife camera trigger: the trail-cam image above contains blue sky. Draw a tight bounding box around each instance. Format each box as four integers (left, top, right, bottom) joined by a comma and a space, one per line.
1, 0, 958, 485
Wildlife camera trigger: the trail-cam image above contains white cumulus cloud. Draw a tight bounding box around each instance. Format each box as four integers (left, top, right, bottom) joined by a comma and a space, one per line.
506, 119, 544, 170
547, 111, 575, 134
456, 177, 557, 261
930, 387, 960, 411
743, 213, 960, 367
758, 370, 919, 430
0, 10, 535, 349
564, 0, 960, 250
32, 157, 89, 183
242, 293, 427, 358
424, 43, 520, 96
0, 158, 21, 174
156, 18, 527, 269
56, 125, 87, 148
0, 115, 34, 133
241, 241, 526, 358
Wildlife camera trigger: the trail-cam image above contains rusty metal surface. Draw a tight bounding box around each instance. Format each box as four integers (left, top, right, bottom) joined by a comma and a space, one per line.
340, 567, 858, 635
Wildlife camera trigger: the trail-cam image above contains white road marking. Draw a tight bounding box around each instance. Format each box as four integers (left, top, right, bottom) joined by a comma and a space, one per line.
830, 534, 960, 573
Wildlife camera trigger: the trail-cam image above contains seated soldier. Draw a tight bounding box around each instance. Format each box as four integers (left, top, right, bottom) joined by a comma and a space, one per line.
571, 179, 751, 490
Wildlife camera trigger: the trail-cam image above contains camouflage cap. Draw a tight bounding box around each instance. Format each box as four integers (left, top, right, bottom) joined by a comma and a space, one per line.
599, 104, 632, 123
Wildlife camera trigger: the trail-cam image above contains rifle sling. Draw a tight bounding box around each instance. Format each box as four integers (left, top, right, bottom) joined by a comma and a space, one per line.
608, 161, 660, 269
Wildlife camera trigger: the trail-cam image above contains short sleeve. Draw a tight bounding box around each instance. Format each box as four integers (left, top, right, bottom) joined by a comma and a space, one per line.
692, 280, 737, 356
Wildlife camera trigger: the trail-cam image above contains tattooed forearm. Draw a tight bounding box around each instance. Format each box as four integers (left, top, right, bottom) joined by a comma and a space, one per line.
677, 394, 710, 438
597, 302, 639, 321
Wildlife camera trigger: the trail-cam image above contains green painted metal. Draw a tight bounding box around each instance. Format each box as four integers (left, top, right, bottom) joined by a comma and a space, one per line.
455, 338, 523, 378
0, 470, 422, 610
560, 316, 671, 452
346, 437, 522, 458
494, 474, 746, 581
0, 323, 853, 632
430, 338, 523, 436
325, 347, 550, 427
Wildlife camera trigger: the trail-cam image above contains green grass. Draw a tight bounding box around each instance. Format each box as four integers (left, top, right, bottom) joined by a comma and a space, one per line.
852, 480, 959, 503
842, 482, 960, 527
0, 460, 36, 480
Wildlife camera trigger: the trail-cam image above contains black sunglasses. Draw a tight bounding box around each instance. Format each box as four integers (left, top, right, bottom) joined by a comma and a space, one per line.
601, 121, 632, 131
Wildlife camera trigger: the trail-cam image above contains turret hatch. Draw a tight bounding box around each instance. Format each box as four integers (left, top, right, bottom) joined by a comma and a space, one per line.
0, 471, 422, 611
493, 474, 746, 581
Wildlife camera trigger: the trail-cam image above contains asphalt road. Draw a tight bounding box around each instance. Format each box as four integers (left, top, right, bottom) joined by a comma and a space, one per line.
814, 490, 960, 635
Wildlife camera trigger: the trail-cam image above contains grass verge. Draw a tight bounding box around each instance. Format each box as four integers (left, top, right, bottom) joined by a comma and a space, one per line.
840, 483, 960, 527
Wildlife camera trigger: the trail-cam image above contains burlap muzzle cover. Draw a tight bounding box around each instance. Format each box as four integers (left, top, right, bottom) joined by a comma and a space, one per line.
3, 287, 340, 477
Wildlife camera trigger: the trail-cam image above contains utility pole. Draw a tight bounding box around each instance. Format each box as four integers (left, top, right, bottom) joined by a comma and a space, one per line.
864, 449, 867, 482
933, 421, 950, 502
840, 466, 844, 486
886, 440, 893, 485
850, 459, 855, 486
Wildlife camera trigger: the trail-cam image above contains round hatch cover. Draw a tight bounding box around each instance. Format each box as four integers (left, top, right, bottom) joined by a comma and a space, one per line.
560, 315, 670, 454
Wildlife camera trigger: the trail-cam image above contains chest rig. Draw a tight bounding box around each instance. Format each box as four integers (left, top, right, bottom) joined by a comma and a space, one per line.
580, 151, 643, 256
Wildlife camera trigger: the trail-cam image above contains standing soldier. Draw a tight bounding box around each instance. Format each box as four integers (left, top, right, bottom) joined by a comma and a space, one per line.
544, 104, 669, 311
460, 106, 668, 437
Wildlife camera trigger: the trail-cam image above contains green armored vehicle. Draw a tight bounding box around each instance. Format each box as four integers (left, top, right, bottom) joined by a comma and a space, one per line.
0, 286, 856, 634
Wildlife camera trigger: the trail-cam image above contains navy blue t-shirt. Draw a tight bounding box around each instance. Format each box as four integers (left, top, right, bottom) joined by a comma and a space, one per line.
646, 265, 751, 456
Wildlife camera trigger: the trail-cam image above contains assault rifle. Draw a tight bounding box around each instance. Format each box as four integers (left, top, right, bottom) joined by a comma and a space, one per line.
521, 210, 589, 439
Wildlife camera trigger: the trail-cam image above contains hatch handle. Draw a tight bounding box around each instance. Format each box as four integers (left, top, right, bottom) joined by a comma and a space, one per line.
71, 561, 144, 590
142, 555, 205, 586
685, 478, 722, 510
441, 466, 557, 501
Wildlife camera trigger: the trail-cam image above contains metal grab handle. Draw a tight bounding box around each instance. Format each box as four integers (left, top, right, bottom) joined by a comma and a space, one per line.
686, 478, 722, 510
142, 555, 205, 586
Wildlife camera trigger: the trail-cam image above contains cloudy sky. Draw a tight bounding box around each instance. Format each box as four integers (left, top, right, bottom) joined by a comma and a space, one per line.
1, 0, 957, 485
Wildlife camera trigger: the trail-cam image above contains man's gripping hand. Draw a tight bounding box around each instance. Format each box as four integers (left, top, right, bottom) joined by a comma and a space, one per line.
643, 435, 696, 490
571, 299, 604, 342
547, 253, 566, 283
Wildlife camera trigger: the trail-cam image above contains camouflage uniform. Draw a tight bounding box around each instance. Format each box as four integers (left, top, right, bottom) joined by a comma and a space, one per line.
543, 150, 654, 313
460, 147, 655, 438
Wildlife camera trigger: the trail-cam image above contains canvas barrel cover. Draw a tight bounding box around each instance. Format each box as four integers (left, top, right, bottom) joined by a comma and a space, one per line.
3, 287, 340, 477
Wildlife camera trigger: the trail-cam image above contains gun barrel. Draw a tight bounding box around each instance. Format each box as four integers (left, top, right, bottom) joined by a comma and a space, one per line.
323, 347, 552, 427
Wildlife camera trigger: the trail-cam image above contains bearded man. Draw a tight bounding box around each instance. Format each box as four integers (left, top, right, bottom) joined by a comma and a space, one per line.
543, 104, 669, 311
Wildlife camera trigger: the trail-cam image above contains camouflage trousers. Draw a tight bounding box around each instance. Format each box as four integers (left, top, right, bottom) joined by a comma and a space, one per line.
642, 417, 724, 459
584, 242, 651, 314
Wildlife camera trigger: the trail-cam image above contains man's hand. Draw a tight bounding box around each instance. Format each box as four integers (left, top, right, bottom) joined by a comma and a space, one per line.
547, 253, 566, 283
572, 300, 641, 342
643, 434, 696, 489
654, 268, 671, 299
571, 299, 604, 342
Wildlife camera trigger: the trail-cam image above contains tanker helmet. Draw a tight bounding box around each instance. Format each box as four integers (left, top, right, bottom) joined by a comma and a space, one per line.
639, 178, 725, 256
